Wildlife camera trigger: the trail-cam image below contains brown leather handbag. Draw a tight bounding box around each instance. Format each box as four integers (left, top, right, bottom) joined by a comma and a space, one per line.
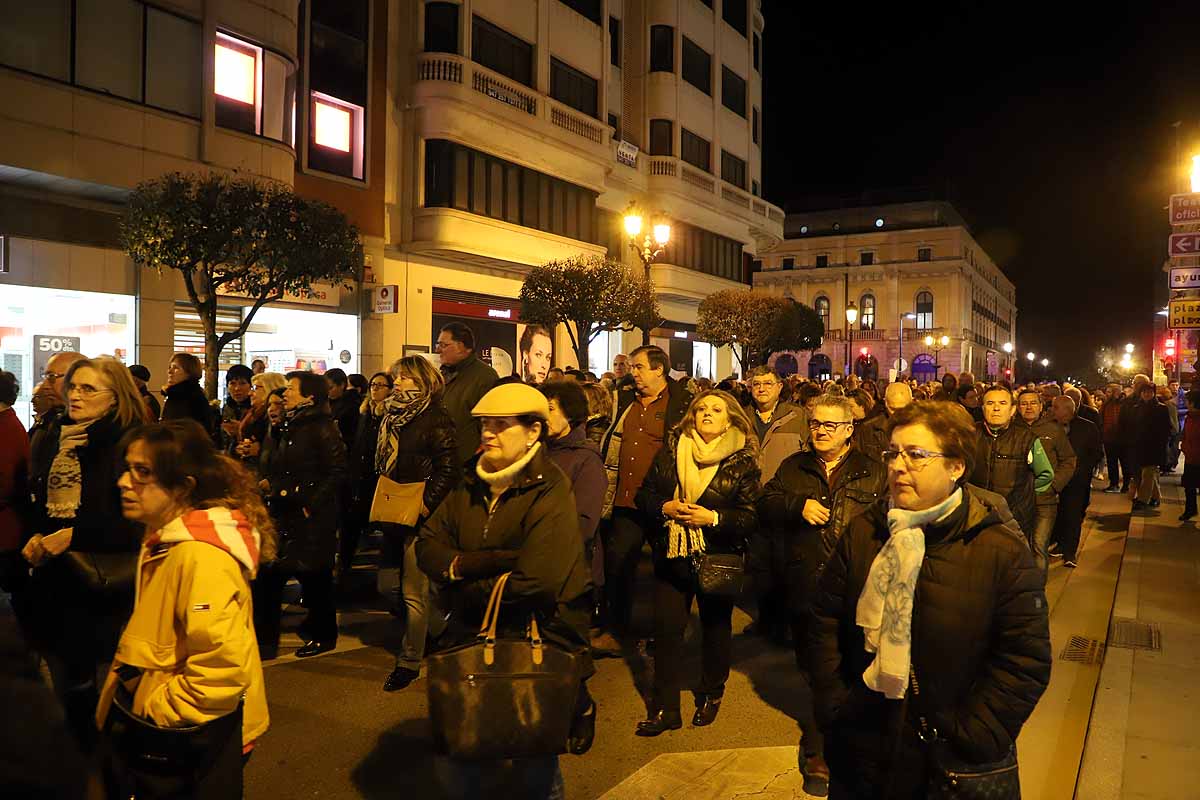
425, 573, 583, 761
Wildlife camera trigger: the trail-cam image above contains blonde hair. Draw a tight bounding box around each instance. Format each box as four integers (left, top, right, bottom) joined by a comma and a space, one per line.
677, 389, 758, 453
582, 383, 613, 419
390, 355, 445, 396
252, 372, 287, 393
65, 357, 151, 428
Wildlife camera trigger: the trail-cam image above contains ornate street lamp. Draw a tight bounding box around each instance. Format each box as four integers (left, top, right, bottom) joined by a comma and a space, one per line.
925, 334, 950, 376
845, 301, 858, 377
623, 202, 670, 343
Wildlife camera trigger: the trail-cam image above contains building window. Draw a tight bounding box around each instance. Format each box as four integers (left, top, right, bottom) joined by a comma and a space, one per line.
472, 15, 533, 86
0, 1, 71, 81
682, 37, 711, 95
669, 220, 746, 282
649, 119, 673, 156
556, 0, 601, 25
306, 0, 367, 177
723, 0, 747, 37
609, 16, 620, 66
608, 113, 620, 134
751, 179, 760, 196
215, 32, 261, 134
753, 32, 760, 72
721, 150, 747, 189
752, 106, 760, 144
681, 128, 711, 172
916, 291, 934, 329
649, 25, 674, 72
424, 2, 459, 53
815, 296, 830, 331
782, 257, 794, 271
76, 0, 143, 102
860, 294, 875, 330
751, 258, 762, 273
860, 251, 874, 265
815, 254, 828, 267
721, 65, 746, 117
309, 92, 363, 178
550, 57, 599, 118
424, 139, 599, 243
147, 9, 202, 117
918, 246, 932, 262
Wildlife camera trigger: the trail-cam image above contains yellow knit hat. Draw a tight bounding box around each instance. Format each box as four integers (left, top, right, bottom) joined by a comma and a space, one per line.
470, 383, 550, 420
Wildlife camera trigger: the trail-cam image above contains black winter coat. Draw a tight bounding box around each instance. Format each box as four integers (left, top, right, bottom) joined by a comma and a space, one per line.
809, 485, 1051, 797
635, 432, 761, 558
759, 448, 886, 609
971, 422, 1038, 541
374, 401, 459, 517
329, 391, 361, 448
161, 379, 216, 439
545, 425, 606, 547
1133, 399, 1172, 466
262, 405, 347, 572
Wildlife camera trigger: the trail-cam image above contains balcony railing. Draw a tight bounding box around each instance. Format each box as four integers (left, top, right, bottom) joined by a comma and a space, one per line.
680, 165, 716, 193
549, 101, 603, 143
721, 185, 751, 209
471, 69, 537, 115
419, 55, 463, 84
648, 157, 677, 177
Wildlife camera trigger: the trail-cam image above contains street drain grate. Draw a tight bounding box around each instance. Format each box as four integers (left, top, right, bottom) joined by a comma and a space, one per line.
1061, 635, 1104, 664
1109, 618, 1161, 651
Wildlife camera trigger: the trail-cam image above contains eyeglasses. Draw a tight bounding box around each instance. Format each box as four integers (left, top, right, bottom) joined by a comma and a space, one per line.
808, 420, 852, 432
881, 447, 948, 470
41, 371, 65, 382
369, 382, 391, 389
433, 340, 457, 351
750, 380, 779, 389
67, 383, 112, 398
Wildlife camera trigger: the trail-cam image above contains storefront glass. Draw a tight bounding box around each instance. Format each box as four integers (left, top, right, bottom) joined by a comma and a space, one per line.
0, 285, 136, 427
243, 306, 360, 375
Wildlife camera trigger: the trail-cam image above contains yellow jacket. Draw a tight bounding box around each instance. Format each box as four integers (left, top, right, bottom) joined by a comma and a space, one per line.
97, 508, 269, 747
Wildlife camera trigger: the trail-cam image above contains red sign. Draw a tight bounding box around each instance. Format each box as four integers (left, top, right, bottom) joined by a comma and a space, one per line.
1170, 193, 1200, 225
1170, 233, 1200, 256
431, 298, 522, 322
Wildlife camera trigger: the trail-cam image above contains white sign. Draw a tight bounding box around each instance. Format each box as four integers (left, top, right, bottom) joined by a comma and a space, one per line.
487, 308, 512, 319
616, 140, 639, 168
1170, 267, 1200, 290
373, 285, 398, 314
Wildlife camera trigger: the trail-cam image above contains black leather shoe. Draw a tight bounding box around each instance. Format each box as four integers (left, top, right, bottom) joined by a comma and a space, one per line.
568, 701, 597, 754
383, 666, 419, 692
1180, 510, 1197, 521
635, 710, 682, 737
295, 640, 335, 658
692, 696, 722, 727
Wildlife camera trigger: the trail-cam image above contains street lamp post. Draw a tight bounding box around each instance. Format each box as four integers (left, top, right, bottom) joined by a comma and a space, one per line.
1026, 351, 1036, 384
623, 203, 670, 344
899, 312, 917, 380
924, 334, 950, 377
845, 301, 858, 378
1041, 357, 1050, 381
1002, 341, 1013, 381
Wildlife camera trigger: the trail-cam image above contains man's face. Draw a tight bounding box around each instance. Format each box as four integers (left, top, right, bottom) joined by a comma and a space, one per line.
809, 404, 854, 457
326, 378, 344, 400
523, 333, 553, 384
750, 374, 782, 411
1170, 381, 1180, 394
435, 331, 469, 366
983, 390, 1015, 427
613, 356, 629, 378
40, 353, 78, 404
1017, 393, 1042, 424
630, 352, 664, 396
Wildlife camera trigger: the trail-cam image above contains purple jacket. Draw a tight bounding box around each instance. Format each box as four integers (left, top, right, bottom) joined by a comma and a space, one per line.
546, 425, 606, 546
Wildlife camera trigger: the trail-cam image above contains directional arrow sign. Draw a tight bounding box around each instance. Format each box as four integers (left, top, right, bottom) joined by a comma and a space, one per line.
1170, 233, 1200, 257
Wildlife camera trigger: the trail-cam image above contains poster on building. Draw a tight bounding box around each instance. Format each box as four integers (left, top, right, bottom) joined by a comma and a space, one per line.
33, 335, 82, 382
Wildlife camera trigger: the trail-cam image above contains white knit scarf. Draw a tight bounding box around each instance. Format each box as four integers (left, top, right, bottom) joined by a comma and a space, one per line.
856, 487, 963, 699
664, 428, 745, 559
476, 442, 542, 490
47, 420, 94, 519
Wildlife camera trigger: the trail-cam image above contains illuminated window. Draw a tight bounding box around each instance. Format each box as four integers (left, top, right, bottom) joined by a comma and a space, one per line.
215, 32, 261, 134
308, 92, 364, 179
313, 99, 351, 152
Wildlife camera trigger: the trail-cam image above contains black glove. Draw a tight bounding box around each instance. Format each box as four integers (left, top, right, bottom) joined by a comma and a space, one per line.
455, 549, 521, 580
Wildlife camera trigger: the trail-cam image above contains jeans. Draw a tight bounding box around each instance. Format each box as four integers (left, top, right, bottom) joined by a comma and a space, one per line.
1135, 466, 1161, 505
397, 534, 446, 671
1031, 503, 1057, 576
651, 558, 734, 714
435, 755, 564, 799
604, 507, 649, 635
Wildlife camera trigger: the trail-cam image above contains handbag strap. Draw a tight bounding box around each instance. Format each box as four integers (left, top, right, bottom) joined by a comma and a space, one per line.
908, 666, 937, 743
480, 572, 512, 666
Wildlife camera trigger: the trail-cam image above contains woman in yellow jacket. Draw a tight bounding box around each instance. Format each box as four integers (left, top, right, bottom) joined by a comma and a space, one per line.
97, 419, 276, 799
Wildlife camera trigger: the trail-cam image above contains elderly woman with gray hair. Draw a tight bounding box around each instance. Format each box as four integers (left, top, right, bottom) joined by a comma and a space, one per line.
809, 401, 1051, 798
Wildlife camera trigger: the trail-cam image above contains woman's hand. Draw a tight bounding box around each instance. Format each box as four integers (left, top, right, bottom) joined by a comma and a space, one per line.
41, 528, 73, 557
22, 534, 46, 566
677, 504, 718, 527
662, 499, 688, 520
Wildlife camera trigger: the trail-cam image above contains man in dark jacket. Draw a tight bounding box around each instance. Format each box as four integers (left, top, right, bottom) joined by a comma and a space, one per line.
853, 381, 912, 465
1099, 383, 1125, 491
1014, 388, 1075, 575
324, 368, 361, 448
1131, 382, 1171, 511
437, 322, 498, 464
760, 392, 886, 795
258, 371, 348, 658
1050, 396, 1102, 567
596, 345, 691, 646
972, 386, 1055, 543
1116, 374, 1151, 492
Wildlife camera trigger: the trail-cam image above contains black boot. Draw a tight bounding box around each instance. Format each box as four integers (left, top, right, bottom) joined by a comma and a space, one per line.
635, 710, 682, 736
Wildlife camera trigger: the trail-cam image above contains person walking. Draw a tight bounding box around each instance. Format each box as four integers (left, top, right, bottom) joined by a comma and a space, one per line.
160, 353, 216, 438
972, 386, 1055, 543
634, 390, 760, 736
376, 357, 458, 692
417, 383, 594, 796
22, 357, 148, 750
98, 420, 274, 798
1100, 383, 1125, 492
1049, 397, 1102, 568
596, 345, 692, 650
256, 371, 348, 658
1116, 374, 1151, 493
1131, 382, 1171, 512
1014, 388, 1076, 573
1158, 384, 1180, 475
759, 392, 886, 795
437, 322, 499, 465
1179, 390, 1200, 521
809, 401, 1051, 798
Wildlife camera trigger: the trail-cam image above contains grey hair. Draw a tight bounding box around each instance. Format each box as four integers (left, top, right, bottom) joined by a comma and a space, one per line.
811, 391, 855, 419
1053, 395, 1077, 414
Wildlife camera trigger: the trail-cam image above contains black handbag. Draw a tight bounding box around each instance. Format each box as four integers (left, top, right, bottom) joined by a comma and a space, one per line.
693, 552, 746, 596
62, 550, 137, 596
425, 573, 582, 761
909, 668, 1021, 800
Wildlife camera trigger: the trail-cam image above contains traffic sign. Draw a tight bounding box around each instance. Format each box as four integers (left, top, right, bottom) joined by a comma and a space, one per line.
1169, 299, 1200, 329
1170, 267, 1200, 289
1171, 193, 1200, 225
1170, 233, 1200, 256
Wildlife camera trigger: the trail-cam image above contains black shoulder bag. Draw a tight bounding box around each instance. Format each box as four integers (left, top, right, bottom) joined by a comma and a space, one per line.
909, 667, 1021, 800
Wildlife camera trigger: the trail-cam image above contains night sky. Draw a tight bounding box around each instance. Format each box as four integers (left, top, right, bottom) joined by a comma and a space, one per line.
760, 0, 1200, 380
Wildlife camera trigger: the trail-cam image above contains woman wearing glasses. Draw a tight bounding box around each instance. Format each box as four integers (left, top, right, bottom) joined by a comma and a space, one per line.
808, 401, 1051, 799
22, 356, 149, 751
758, 392, 886, 796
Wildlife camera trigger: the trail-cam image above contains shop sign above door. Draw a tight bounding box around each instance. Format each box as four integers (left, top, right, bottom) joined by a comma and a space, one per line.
373, 285, 399, 314
222, 281, 341, 307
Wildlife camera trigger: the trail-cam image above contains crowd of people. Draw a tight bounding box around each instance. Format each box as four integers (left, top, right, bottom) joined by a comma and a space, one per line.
0, 321, 1186, 798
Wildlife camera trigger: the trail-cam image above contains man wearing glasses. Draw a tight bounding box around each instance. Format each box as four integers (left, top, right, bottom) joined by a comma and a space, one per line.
28, 352, 86, 494
759, 392, 886, 796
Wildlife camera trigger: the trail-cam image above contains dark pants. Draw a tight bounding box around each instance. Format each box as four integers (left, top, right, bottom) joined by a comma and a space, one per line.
786, 560, 824, 758
1186, 487, 1197, 515
604, 507, 648, 635
253, 564, 338, 650
1054, 482, 1089, 562
1104, 443, 1122, 487
338, 484, 365, 579
1119, 444, 1137, 491
651, 558, 734, 714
